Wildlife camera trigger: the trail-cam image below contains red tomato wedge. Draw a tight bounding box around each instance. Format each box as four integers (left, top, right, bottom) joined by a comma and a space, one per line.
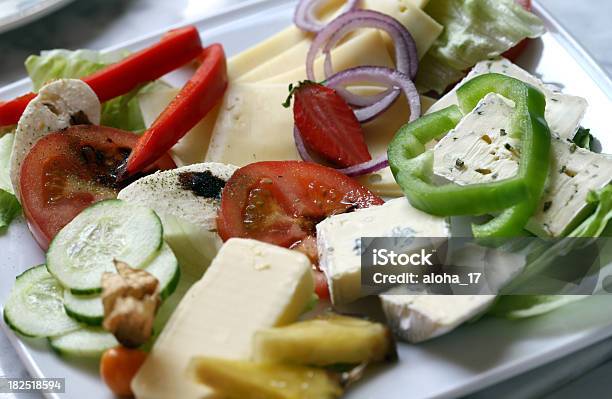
122, 44, 228, 177
217, 161, 384, 248
502, 0, 532, 61
20, 125, 175, 249
0, 26, 203, 127
293, 82, 371, 168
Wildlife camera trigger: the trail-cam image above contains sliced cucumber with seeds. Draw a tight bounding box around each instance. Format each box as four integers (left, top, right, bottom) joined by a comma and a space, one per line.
63, 292, 103, 326
49, 327, 118, 357
3, 265, 80, 338
47, 200, 163, 294
63, 242, 180, 326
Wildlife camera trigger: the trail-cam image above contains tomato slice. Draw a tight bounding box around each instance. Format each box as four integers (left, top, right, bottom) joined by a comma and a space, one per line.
217, 161, 384, 248
20, 125, 175, 249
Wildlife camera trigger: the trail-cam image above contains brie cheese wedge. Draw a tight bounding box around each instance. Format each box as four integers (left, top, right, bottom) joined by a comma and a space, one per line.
316, 197, 450, 305
428, 58, 588, 140
433, 93, 612, 237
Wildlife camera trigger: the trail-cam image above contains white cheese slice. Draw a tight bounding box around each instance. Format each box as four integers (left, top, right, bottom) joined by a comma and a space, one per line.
9, 79, 100, 200
316, 197, 450, 305
427, 58, 588, 140
131, 238, 314, 399
380, 295, 495, 343
433, 93, 612, 237
118, 163, 237, 277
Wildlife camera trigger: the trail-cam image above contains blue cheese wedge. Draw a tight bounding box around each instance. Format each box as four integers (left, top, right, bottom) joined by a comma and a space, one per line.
316, 198, 450, 305
118, 163, 237, 276
131, 238, 314, 399
380, 295, 495, 343
428, 58, 588, 140
9, 79, 100, 199
433, 93, 612, 237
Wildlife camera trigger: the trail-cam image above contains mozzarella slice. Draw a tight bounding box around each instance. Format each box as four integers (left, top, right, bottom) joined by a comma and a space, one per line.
118, 162, 237, 277
428, 58, 588, 140
433, 93, 612, 237
9, 79, 100, 199
131, 238, 314, 399
316, 197, 450, 305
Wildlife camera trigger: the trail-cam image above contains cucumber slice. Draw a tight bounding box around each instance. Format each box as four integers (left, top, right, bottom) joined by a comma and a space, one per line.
47, 200, 163, 294
3, 265, 80, 338
49, 327, 118, 357
63, 293, 103, 326
63, 242, 180, 326
147, 242, 181, 301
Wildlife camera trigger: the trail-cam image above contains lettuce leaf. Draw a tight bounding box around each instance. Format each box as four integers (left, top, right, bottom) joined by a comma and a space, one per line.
418, 0, 545, 93
491, 185, 612, 319
0, 132, 20, 230
25, 49, 149, 132
0, 189, 20, 231
573, 127, 595, 151
0, 132, 14, 194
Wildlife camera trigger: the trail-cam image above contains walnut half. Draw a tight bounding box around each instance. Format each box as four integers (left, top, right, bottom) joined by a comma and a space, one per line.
101, 260, 161, 348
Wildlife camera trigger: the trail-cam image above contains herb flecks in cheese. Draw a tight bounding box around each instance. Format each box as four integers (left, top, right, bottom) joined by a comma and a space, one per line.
433, 93, 612, 237
428, 58, 588, 140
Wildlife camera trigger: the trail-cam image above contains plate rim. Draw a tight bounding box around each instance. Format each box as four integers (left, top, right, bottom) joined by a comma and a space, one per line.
1, 1, 612, 398
0, 0, 74, 35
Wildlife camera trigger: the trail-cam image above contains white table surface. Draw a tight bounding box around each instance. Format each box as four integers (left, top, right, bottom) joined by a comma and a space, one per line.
0, 0, 611, 398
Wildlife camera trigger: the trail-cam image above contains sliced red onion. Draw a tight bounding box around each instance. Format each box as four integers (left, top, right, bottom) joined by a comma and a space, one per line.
306, 10, 418, 106
353, 90, 399, 123
294, 0, 359, 33
339, 155, 389, 177
327, 66, 421, 124
293, 67, 420, 177
294, 126, 389, 177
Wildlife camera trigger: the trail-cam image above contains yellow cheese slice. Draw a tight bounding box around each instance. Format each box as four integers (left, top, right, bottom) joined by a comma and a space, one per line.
233, 0, 441, 83
364, 0, 443, 58
131, 238, 314, 399
205, 80, 433, 196
262, 30, 394, 84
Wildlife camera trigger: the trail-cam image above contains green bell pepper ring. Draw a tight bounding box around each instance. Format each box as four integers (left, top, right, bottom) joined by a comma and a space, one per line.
388, 73, 551, 238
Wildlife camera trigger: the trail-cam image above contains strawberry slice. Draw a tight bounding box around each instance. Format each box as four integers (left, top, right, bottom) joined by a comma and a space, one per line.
292, 82, 371, 168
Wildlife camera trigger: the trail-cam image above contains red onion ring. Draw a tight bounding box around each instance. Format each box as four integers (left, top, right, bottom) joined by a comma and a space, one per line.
326, 66, 421, 124
293, 66, 421, 177
294, 126, 389, 177
294, 0, 360, 33
306, 10, 418, 106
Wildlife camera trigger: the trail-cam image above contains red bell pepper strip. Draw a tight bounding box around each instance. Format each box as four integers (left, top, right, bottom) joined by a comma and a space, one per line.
0, 25, 203, 127
120, 44, 228, 177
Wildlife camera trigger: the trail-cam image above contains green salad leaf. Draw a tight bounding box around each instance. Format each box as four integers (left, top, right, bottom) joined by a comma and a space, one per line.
418, 0, 546, 93
0, 132, 20, 230
0, 189, 20, 231
25, 49, 151, 132
573, 127, 595, 151
0, 132, 14, 194
491, 185, 612, 319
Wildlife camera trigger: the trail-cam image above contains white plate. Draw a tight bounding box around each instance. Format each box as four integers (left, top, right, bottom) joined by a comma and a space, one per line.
1, 1, 612, 398
0, 0, 73, 35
